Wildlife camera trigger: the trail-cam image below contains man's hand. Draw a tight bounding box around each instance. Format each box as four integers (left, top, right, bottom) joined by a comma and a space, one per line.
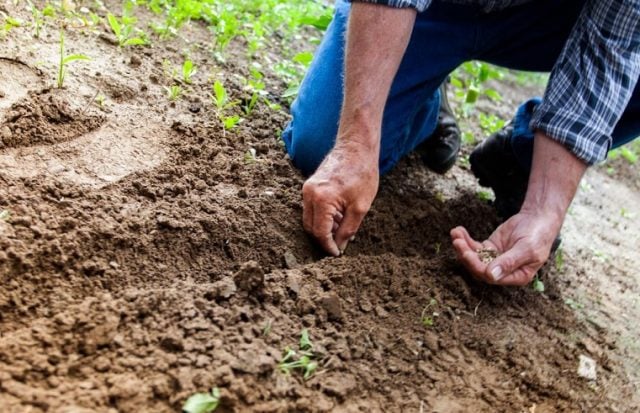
452, 132, 587, 285
451, 211, 561, 285
303, 139, 378, 256
301, 3, 416, 255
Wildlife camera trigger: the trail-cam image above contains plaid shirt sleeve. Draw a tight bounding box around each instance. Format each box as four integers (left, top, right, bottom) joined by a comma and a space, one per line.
530, 0, 640, 165
348, 0, 432, 12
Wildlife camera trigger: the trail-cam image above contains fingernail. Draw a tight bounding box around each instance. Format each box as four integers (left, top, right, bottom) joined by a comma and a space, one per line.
490, 265, 503, 281
350, 235, 355, 242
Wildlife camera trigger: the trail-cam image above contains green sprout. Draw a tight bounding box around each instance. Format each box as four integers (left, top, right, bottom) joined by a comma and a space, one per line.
212, 80, 236, 112
222, 115, 241, 131
164, 85, 182, 101
183, 388, 220, 413
554, 247, 564, 271
107, 12, 147, 47
532, 276, 545, 293
278, 329, 319, 380
420, 298, 439, 328
476, 190, 493, 202
182, 59, 197, 84
57, 30, 91, 89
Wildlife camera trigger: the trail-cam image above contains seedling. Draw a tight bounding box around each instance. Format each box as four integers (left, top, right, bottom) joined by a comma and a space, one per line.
182, 59, 197, 84
57, 30, 91, 89
0, 12, 23, 38
420, 298, 439, 328
532, 276, 545, 293
554, 247, 564, 271
476, 190, 493, 202
107, 12, 147, 47
222, 115, 241, 131
183, 387, 220, 413
164, 85, 182, 101
262, 319, 272, 336
278, 329, 319, 380
211, 80, 237, 112
95, 93, 106, 108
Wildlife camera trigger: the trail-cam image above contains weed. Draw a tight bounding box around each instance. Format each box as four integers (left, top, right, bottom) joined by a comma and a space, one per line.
223, 114, 241, 131
183, 387, 220, 413
564, 298, 584, 310
420, 298, 439, 328
182, 59, 197, 84
531, 276, 545, 293
478, 113, 506, 135
95, 93, 106, 108
262, 319, 272, 336
211, 80, 236, 112
107, 12, 147, 47
56, 29, 91, 89
0, 12, 23, 38
554, 247, 564, 271
164, 85, 182, 101
278, 329, 318, 380
476, 190, 493, 202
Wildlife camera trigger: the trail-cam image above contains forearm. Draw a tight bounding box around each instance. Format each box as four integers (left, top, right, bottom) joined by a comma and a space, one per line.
521, 132, 588, 224
338, 3, 416, 151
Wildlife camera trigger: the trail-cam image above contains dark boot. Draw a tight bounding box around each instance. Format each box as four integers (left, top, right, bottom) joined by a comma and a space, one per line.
417, 82, 461, 174
470, 124, 562, 252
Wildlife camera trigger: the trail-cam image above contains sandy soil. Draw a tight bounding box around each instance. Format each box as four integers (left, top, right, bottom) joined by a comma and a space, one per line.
0, 2, 638, 412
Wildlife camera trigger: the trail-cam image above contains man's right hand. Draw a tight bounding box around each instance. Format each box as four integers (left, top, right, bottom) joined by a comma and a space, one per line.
302, 138, 379, 256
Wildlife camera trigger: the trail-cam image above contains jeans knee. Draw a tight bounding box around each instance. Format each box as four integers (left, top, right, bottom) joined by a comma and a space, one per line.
283, 118, 335, 176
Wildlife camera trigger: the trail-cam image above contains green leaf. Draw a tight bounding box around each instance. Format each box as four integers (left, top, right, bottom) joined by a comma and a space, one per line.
62, 54, 91, 64
484, 88, 502, 102
0, 210, 10, 221
282, 84, 299, 99
292, 52, 313, 68
182, 388, 220, 413
213, 80, 227, 109
299, 329, 312, 350
223, 115, 241, 130
532, 276, 545, 293
123, 37, 146, 46
620, 146, 638, 164
107, 13, 121, 39
465, 86, 479, 104
300, 14, 333, 31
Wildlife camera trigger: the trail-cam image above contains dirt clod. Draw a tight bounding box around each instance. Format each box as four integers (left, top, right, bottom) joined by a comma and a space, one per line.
234, 260, 265, 292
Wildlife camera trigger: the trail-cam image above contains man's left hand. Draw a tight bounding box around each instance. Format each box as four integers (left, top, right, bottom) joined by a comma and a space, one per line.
450, 210, 561, 286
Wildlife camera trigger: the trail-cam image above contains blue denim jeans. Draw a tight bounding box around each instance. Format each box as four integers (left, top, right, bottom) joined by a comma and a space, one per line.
282, 0, 640, 176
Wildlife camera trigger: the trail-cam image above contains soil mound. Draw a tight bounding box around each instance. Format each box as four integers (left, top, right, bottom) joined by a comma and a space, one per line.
0, 89, 105, 148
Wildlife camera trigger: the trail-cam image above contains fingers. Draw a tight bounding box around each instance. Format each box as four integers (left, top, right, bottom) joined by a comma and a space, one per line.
450, 226, 483, 251
451, 226, 492, 282
487, 243, 544, 286
311, 203, 341, 257
334, 205, 367, 252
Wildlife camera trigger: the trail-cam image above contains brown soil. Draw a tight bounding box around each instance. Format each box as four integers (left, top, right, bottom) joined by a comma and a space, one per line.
0, 2, 638, 413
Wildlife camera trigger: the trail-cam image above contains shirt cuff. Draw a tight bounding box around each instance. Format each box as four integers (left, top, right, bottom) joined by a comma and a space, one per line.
347, 0, 431, 13
529, 103, 610, 166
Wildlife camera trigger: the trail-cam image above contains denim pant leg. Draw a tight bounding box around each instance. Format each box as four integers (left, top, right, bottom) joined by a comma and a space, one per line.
469, 0, 639, 168
281, 1, 475, 176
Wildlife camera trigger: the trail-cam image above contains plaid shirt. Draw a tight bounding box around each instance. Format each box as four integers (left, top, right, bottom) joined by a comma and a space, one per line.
350, 0, 640, 165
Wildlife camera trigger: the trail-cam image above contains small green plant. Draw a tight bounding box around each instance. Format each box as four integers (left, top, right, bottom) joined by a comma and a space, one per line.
212, 80, 236, 111
107, 12, 147, 47
182, 59, 197, 84
554, 247, 564, 271
57, 30, 91, 89
532, 276, 545, 293
0, 12, 23, 38
222, 115, 241, 131
476, 190, 493, 202
183, 387, 220, 413
564, 298, 584, 310
262, 319, 272, 336
95, 94, 106, 108
278, 329, 319, 380
164, 84, 182, 101
420, 298, 439, 327
479, 113, 506, 135
620, 146, 638, 164
0, 210, 10, 221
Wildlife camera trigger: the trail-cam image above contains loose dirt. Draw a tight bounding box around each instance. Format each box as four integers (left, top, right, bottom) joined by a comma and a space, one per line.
0, 2, 638, 412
